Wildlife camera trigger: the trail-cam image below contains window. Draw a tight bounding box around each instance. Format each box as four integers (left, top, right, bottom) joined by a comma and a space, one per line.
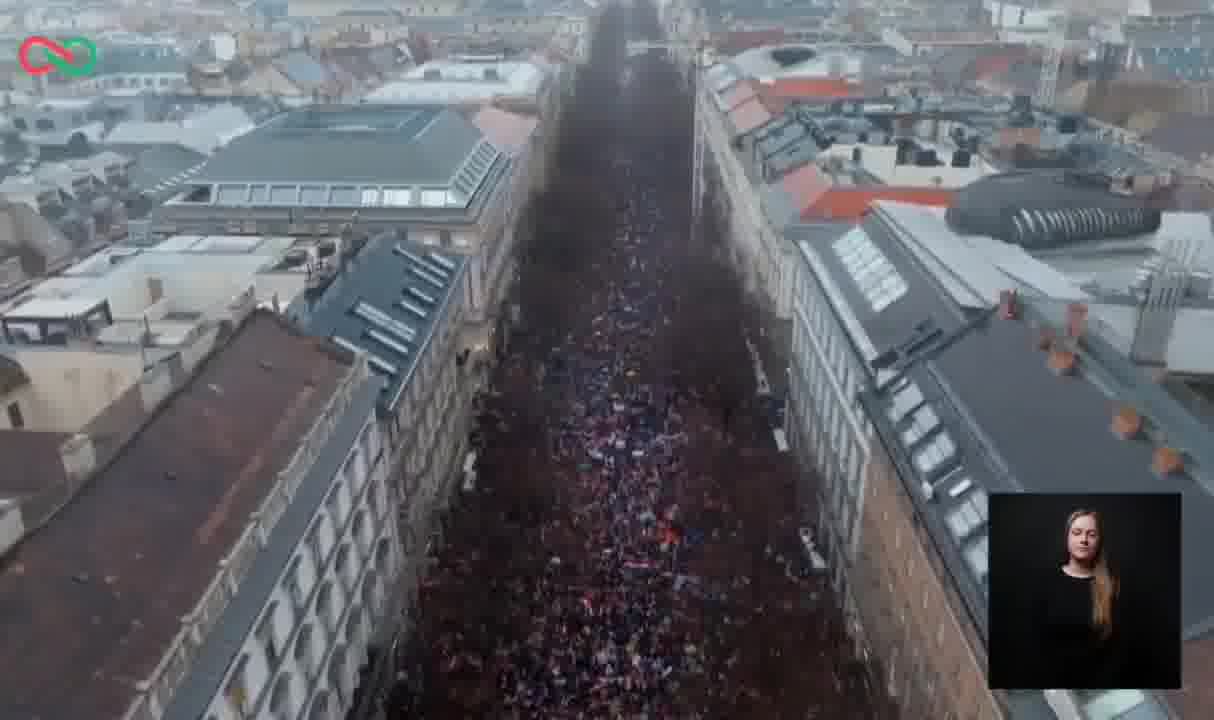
886, 380, 923, 424
316, 582, 335, 628
268, 674, 291, 719
295, 623, 315, 675
307, 525, 324, 569
258, 604, 281, 666
912, 431, 956, 475
945, 488, 988, 541
35, 117, 55, 131
224, 655, 250, 717
284, 557, 305, 608
12, 118, 26, 131
439, 229, 452, 246
901, 405, 939, 447
7, 402, 24, 429
335, 545, 352, 584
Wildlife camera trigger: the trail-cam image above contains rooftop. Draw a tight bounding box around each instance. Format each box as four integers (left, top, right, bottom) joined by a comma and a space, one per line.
363, 59, 548, 104
0, 310, 352, 720
169, 105, 505, 212
287, 232, 465, 412
802, 200, 1214, 717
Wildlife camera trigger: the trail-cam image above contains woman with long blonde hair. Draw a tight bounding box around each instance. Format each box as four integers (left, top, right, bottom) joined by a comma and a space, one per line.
1034, 508, 1128, 688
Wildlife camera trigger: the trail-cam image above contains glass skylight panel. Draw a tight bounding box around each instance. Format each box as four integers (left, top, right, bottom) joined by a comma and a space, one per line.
330, 186, 358, 205
249, 185, 268, 203
360, 188, 380, 206
393, 245, 424, 264
428, 252, 456, 271
947, 475, 974, 498
963, 534, 988, 579
419, 257, 450, 278
832, 227, 866, 256
300, 186, 327, 205
412, 266, 446, 289
420, 189, 447, 207
270, 185, 299, 205
406, 287, 436, 304
913, 431, 956, 475
365, 328, 410, 357
352, 301, 416, 344
398, 299, 428, 319
332, 335, 398, 375
887, 381, 923, 423
216, 185, 248, 204
382, 188, 413, 207
901, 404, 939, 446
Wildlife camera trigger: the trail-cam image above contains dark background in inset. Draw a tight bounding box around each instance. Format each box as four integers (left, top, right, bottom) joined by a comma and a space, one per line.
988, 492, 1182, 690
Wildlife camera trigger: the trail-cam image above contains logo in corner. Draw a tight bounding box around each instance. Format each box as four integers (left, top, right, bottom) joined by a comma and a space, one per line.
18, 36, 99, 78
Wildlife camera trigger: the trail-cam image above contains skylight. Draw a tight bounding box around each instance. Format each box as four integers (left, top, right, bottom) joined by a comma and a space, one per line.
399, 299, 428, 319
913, 431, 956, 475
886, 381, 923, 424
427, 252, 457, 272
406, 287, 435, 305
945, 487, 987, 539
411, 266, 446, 289
331, 335, 398, 376
901, 404, 940, 447
832, 227, 908, 313
964, 534, 989, 582
393, 245, 425, 264
365, 328, 410, 357
352, 301, 416, 344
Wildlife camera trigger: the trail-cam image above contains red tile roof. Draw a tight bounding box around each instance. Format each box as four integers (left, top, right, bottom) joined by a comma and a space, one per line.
781, 163, 832, 211
718, 79, 758, 111
0, 310, 352, 720
802, 187, 956, 221
728, 97, 775, 136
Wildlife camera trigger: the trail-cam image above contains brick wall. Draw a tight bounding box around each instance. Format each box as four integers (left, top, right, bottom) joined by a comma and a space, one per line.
853, 446, 1004, 720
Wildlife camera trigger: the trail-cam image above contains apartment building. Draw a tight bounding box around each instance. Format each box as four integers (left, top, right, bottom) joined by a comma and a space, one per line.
786, 173, 1214, 719
0, 310, 398, 720
287, 232, 471, 619
696, 59, 990, 343
150, 104, 528, 360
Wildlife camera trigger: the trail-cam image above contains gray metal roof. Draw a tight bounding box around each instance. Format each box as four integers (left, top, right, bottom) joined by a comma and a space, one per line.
946, 172, 1150, 247
287, 232, 465, 413
191, 105, 493, 191
159, 376, 383, 720
811, 205, 1213, 718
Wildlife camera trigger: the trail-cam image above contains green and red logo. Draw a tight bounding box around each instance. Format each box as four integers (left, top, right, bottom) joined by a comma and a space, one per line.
18, 36, 99, 78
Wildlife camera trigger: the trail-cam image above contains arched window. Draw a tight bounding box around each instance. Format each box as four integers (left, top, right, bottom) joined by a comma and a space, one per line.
316, 581, 335, 630
308, 691, 331, 720
294, 623, 315, 677
268, 673, 292, 719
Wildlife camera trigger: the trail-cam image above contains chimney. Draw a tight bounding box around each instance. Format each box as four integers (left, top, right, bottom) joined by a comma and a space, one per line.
1151, 446, 1183, 477
1066, 302, 1088, 339
59, 433, 97, 483
999, 289, 1019, 319
1111, 405, 1142, 440
1047, 347, 1077, 375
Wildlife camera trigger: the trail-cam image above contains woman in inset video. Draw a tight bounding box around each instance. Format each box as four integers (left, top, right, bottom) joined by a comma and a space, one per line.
1035, 509, 1129, 688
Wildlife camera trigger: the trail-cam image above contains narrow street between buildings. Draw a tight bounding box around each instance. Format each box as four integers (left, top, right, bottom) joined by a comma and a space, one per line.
385, 4, 886, 718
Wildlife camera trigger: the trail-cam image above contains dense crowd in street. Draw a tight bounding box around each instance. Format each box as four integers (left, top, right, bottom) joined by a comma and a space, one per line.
381, 6, 886, 719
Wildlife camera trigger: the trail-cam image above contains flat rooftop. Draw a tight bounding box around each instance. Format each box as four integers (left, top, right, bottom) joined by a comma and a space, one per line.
0, 310, 350, 720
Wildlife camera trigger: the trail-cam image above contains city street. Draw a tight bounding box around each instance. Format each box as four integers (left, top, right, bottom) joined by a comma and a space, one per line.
386, 4, 885, 718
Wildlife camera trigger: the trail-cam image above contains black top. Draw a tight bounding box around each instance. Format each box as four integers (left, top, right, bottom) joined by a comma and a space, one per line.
1035, 569, 1129, 689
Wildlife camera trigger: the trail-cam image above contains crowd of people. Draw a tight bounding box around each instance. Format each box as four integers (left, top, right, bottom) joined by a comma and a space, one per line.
381, 13, 885, 719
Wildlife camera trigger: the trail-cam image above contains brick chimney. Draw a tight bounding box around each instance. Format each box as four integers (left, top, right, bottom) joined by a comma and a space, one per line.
1048, 348, 1077, 375
1152, 446, 1183, 477
1067, 302, 1088, 339
999, 289, 1019, 320
1111, 405, 1142, 440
